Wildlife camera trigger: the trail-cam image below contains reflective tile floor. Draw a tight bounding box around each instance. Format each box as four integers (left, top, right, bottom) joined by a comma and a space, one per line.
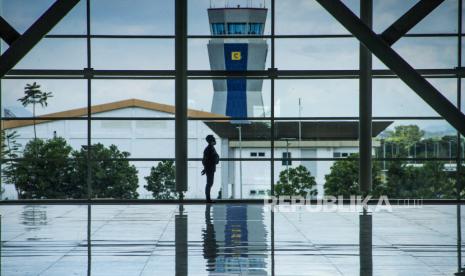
0, 204, 464, 275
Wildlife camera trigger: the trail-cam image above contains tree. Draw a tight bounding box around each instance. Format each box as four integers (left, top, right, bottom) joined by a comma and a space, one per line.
13, 137, 73, 199
274, 165, 317, 197
70, 143, 139, 199
1, 130, 21, 197
384, 125, 424, 157
385, 161, 423, 198
144, 160, 177, 199
386, 160, 455, 199
17, 82, 53, 140
324, 154, 386, 197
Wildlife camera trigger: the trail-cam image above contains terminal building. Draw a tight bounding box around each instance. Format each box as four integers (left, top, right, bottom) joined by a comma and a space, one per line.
1, 4, 391, 200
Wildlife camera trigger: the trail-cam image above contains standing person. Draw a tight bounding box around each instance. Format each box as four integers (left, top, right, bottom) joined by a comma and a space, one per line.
202, 135, 219, 203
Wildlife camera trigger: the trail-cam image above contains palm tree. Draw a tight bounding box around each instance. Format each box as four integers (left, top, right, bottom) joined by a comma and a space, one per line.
18, 82, 53, 140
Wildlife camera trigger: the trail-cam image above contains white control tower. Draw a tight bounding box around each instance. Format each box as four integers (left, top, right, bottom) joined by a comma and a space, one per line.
207, 2, 268, 118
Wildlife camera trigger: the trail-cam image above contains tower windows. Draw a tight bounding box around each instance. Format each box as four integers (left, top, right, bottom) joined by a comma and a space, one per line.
212, 22, 264, 35
211, 23, 226, 35
228, 23, 247, 34
248, 23, 263, 34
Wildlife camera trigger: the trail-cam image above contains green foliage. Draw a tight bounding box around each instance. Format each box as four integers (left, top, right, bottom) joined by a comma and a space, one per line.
386, 161, 454, 199
13, 137, 73, 199
383, 125, 425, 157
9, 138, 139, 199
385, 125, 424, 145
324, 154, 386, 197
275, 165, 317, 197
144, 160, 177, 199
17, 82, 53, 139
1, 130, 21, 186
70, 144, 139, 199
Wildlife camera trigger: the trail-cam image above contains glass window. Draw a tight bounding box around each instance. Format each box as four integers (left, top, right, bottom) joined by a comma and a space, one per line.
211, 23, 226, 35
250, 152, 258, 157
258, 152, 265, 157
282, 152, 292, 165
249, 23, 264, 34
228, 23, 247, 34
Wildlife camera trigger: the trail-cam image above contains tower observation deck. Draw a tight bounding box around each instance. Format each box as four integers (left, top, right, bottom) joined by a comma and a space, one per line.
207, 3, 268, 119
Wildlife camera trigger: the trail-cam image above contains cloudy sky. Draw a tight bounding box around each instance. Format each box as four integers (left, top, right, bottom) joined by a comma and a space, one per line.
0, 0, 463, 133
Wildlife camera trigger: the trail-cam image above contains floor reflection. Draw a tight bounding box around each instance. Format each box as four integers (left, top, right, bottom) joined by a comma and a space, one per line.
202, 204, 218, 272
21, 205, 47, 229
202, 204, 268, 275
1, 204, 465, 275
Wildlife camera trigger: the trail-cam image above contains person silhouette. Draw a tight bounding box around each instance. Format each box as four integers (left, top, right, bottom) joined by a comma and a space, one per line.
202, 135, 219, 203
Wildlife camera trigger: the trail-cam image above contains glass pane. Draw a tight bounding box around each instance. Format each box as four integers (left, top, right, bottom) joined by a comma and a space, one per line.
374, 37, 457, 69
188, 38, 271, 70
275, 0, 359, 35
188, 161, 271, 199
188, 79, 271, 118
373, 78, 457, 117
1, 120, 87, 199
374, 0, 458, 34
91, 38, 174, 70
188, 119, 272, 159
91, 79, 174, 117
275, 38, 359, 70
91, 120, 174, 159
275, 79, 358, 117
273, 161, 341, 198
4, 38, 86, 70
90, 0, 174, 35
374, 120, 458, 159
0, 0, 86, 34
2, 79, 87, 118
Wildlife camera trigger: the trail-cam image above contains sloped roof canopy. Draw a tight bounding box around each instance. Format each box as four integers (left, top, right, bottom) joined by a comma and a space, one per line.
2, 99, 226, 129
205, 121, 392, 140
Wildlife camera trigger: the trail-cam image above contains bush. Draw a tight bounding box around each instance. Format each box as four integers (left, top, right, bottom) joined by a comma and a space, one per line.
14, 137, 73, 199
144, 160, 177, 199
324, 154, 386, 197
386, 160, 454, 199
70, 144, 139, 199
275, 165, 317, 197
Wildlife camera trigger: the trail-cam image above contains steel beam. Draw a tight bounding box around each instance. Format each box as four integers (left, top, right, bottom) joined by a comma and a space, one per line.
0, 17, 20, 45
359, 0, 372, 194
175, 0, 188, 195
381, 0, 445, 45
0, 0, 80, 78
316, 0, 465, 137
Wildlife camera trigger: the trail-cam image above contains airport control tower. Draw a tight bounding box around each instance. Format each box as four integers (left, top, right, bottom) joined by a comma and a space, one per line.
207, 3, 268, 118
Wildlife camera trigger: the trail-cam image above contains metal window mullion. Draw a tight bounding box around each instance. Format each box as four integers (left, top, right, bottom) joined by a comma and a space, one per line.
85, 0, 92, 275
359, 0, 373, 194
175, 0, 188, 197
270, 0, 276, 197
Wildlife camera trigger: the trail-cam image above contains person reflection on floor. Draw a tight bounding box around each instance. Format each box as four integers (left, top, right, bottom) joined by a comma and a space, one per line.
202, 204, 219, 272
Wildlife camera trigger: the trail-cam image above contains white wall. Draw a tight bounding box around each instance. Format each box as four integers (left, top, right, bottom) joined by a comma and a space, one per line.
3, 107, 222, 199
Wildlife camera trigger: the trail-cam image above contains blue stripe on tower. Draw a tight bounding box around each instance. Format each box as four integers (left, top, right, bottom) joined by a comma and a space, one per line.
224, 43, 248, 118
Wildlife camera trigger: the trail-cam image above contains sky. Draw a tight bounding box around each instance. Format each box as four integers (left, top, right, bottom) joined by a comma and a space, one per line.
0, 0, 463, 134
